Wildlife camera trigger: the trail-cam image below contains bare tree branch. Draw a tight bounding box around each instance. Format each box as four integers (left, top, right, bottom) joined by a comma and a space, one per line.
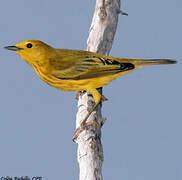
74, 0, 123, 179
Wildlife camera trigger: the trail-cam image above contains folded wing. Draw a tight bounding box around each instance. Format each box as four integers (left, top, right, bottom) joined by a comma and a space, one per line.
50, 53, 135, 80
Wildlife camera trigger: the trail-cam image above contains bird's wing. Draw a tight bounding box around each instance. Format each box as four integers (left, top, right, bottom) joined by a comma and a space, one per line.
50, 50, 135, 80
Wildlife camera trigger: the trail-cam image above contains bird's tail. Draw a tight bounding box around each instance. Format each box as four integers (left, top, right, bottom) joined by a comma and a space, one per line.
113, 57, 177, 66
116, 58, 177, 67
131, 59, 177, 66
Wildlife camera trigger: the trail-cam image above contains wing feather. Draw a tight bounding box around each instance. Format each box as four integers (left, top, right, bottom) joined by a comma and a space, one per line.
50, 50, 135, 80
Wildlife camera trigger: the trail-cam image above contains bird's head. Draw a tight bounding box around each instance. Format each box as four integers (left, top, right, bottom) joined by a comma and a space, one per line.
4, 40, 53, 65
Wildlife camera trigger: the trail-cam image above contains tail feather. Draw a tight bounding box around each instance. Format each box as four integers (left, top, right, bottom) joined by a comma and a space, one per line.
115, 58, 177, 66
133, 59, 177, 66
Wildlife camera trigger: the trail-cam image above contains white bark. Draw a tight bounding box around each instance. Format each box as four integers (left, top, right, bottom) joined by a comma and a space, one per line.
75, 0, 121, 179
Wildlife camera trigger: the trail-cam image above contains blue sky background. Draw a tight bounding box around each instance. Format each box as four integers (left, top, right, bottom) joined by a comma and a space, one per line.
0, 0, 181, 179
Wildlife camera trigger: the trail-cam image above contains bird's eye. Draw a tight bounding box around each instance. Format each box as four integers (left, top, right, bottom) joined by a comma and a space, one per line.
26, 43, 32, 48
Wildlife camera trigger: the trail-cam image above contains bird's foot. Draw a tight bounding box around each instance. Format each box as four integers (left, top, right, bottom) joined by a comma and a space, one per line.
75, 92, 108, 102
73, 93, 107, 142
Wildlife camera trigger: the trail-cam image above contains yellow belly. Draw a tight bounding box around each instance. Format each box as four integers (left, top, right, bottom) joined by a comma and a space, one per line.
33, 65, 136, 92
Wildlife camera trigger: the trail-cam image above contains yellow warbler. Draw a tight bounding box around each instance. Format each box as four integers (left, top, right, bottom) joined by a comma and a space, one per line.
4, 40, 176, 135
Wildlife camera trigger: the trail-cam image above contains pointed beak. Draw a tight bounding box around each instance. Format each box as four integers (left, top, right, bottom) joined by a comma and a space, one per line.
4, 46, 23, 51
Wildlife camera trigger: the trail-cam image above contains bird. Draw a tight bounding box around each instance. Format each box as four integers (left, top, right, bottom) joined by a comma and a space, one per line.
4, 40, 176, 139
